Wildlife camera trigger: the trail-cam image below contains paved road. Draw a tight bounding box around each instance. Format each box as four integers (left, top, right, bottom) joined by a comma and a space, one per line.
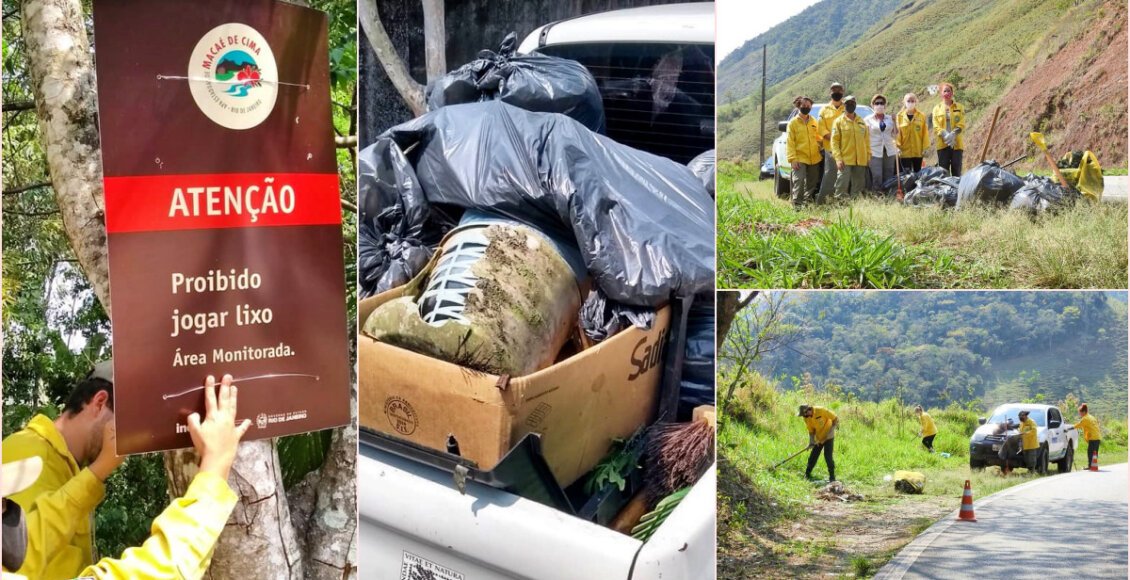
1104, 175, 1127, 203
877, 463, 1128, 580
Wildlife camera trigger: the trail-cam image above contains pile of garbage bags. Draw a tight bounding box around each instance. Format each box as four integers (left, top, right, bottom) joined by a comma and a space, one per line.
902, 167, 960, 208
902, 161, 1085, 214
1010, 174, 1080, 214
1057, 150, 1104, 202
956, 160, 1025, 207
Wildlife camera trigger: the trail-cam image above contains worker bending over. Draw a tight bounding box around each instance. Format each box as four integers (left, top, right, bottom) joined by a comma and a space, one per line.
799, 404, 839, 482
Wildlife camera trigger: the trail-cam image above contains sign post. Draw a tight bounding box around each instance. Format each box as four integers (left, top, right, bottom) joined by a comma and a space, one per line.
93, 0, 350, 454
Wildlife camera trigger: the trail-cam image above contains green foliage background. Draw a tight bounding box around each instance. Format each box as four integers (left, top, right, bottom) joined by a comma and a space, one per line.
2, 0, 357, 558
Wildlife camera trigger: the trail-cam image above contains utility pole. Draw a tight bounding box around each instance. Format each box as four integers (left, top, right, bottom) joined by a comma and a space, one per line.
760, 44, 767, 168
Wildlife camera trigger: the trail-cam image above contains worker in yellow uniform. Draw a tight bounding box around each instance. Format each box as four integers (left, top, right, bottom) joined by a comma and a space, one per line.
1018, 410, 1040, 473
932, 82, 966, 176
787, 95, 823, 209
1074, 403, 1101, 469
2, 362, 123, 579
915, 405, 937, 453
831, 95, 870, 201
817, 82, 847, 203
896, 93, 929, 174
3, 375, 251, 580
799, 404, 839, 482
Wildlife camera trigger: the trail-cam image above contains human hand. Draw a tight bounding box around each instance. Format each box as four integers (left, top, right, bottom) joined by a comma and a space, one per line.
188, 375, 252, 481
89, 422, 125, 482
837, 161, 845, 171
791, 162, 800, 171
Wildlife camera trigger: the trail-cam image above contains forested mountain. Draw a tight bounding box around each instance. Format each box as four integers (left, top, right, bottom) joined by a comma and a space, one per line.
752, 292, 1128, 415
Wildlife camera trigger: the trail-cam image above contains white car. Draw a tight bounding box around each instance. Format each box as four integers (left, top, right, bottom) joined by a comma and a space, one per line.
770, 103, 874, 197
968, 403, 1078, 474
359, 4, 717, 579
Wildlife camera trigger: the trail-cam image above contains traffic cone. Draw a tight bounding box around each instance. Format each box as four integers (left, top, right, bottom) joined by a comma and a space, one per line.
1090, 453, 1099, 472
957, 480, 977, 522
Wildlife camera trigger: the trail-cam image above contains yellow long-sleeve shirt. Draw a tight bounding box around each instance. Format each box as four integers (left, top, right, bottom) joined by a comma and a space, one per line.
1019, 417, 1039, 451
818, 101, 845, 142
3, 415, 102, 579
918, 412, 937, 437
787, 114, 823, 165
1074, 414, 1100, 441
932, 101, 966, 151
805, 407, 839, 443
831, 114, 870, 167
896, 110, 930, 158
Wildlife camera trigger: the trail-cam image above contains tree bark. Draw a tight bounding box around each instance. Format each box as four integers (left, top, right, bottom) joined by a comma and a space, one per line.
358, 0, 425, 115
716, 290, 758, 350
421, 0, 446, 82
22, 1, 347, 577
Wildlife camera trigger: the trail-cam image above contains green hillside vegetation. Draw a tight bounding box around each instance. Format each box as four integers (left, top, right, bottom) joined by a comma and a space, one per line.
752, 291, 1129, 418
718, 372, 1129, 578
718, 0, 1127, 170
717, 0, 903, 104
716, 165, 1129, 289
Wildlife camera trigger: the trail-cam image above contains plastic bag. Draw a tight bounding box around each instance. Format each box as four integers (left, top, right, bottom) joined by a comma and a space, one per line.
880, 172, 917, 198
1009, 174, 1080, 214
426, 33, 606, 134
903, 176, 959, 208
359, 100, 714, 308
893, 470, 925, 494
687, 149, 716, 198
916, 166, 949, 183
678, 292, 715, 420
1057, 150, 1103, 202
579, 289, 655, 342
956, 160, 1025, 207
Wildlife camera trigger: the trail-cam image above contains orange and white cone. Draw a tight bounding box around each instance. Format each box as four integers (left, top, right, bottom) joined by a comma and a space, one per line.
1090, 453, 1099, 472
957, 480, 977, 522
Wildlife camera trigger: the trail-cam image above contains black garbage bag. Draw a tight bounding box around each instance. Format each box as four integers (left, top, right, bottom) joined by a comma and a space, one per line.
359, 100, 714, 310
904, 176, 959, 208
916, 166, 949, 183
956, 160, 1025, 207
426, 32, 606, 133
687, 149, 716, 198
579, 289, 656, 342
881, 172, 917, 198
678, 292, 715, 420
1009, 174, 1080, 214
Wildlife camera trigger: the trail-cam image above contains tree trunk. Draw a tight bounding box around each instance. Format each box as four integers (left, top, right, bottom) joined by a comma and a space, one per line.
421, 0, 446, 82
22, 1, 352, 576
717, 290, 758, 350
359, 0, 425, 115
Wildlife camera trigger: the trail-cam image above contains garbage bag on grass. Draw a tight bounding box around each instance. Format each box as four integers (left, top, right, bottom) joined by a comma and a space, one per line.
880, 172, 918, 198
916, 165, 949, 184
359, 100, 714, 311
956, 160, 1025, 207
893, 470, 925, 494
1057, 150, 1104, 202
903, 176, 959, 208
1009, 174, 1080, 214
426, 32, 606, 133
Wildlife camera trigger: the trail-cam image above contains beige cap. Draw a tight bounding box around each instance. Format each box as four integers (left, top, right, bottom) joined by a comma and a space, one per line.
1, 457, 42, 498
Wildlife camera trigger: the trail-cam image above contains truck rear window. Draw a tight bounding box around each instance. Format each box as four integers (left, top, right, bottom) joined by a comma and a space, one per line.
536, 42, 714, 164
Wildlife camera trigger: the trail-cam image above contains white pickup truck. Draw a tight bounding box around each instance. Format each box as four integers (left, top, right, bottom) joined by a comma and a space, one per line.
968, 403, 1078, 474
358, 4, 716, 579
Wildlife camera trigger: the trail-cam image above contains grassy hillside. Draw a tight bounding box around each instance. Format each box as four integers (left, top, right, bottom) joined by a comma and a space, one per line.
717, 0, 903, 104
718, 0, 1129, 173
719, 373, 1129, 579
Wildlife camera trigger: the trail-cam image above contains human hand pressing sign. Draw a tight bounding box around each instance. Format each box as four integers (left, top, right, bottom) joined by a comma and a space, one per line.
187, 374, 252, 481
90, 422, 126, 482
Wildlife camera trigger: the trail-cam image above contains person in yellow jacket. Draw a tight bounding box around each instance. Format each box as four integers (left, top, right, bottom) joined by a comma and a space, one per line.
816, 82, 847, 203
3, 374, 251, 580
896, 93, 929, 174
799, 404, 839, 482
1018, 410, 1040, 473
831, 95, 870, 201
1074, 403, 1101, 469
915, 405, 937, 453
2, 362, 123, 579
932, 82, 966, 177
787, 95, 822, 209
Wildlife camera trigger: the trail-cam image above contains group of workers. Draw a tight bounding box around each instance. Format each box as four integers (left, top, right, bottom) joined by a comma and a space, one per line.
1, 364, 251, 579
793, 402, 1103, 482
785, 81, 966, 209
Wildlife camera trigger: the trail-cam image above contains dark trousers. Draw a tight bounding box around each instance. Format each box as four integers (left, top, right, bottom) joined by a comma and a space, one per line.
1023, 448, 1039, 471
922, 434, 936, 452
806, 438, 836, 481
902, 157, 923, 174
1087, 440, 1101, 466
938, 148, 963, 177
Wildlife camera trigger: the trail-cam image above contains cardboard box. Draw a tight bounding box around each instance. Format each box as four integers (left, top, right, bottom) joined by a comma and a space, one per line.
359, 287, 670, 487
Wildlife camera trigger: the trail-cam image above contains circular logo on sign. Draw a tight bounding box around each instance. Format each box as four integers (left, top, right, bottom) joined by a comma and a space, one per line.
384, 397, 418, 436
188, 23, 278, 130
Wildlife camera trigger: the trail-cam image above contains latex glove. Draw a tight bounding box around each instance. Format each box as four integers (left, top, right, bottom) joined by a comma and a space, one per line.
943, 131, 956, 148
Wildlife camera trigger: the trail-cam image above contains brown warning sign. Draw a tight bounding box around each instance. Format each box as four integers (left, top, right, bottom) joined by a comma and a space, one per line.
92, 0, 350, 454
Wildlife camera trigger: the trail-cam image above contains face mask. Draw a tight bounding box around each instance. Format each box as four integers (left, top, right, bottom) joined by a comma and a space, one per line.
799, 106, 812, 115
831, 92, 843, 101
874, 105, 886, 114
845, 102, 857, 114
906, 102, 917, 111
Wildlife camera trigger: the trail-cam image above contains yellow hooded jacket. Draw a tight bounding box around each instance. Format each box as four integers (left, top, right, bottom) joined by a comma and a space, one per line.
918, 412, 937, 437
932, 101, 966, 151
2, 415, 102, 579
896, 109, 930, 159
831, 114, 870, 167
786, 114, 823, 166
805, 407, 838, 444
1019, 417, 1039, 451
1074, 414, 1100, 441
4, 471, 237, 580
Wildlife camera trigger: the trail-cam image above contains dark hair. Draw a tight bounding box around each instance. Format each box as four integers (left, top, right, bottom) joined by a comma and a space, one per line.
793, 95, 813, 108
62, 377, 114, 416
1078, 403, 1088, 414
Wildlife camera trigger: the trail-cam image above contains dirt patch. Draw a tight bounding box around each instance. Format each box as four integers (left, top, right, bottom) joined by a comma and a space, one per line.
815, 481, 866, 502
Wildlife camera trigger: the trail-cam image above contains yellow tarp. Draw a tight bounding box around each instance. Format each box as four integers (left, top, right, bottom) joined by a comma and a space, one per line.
1059, 150, 1104, 202
893, 470, 925, 494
